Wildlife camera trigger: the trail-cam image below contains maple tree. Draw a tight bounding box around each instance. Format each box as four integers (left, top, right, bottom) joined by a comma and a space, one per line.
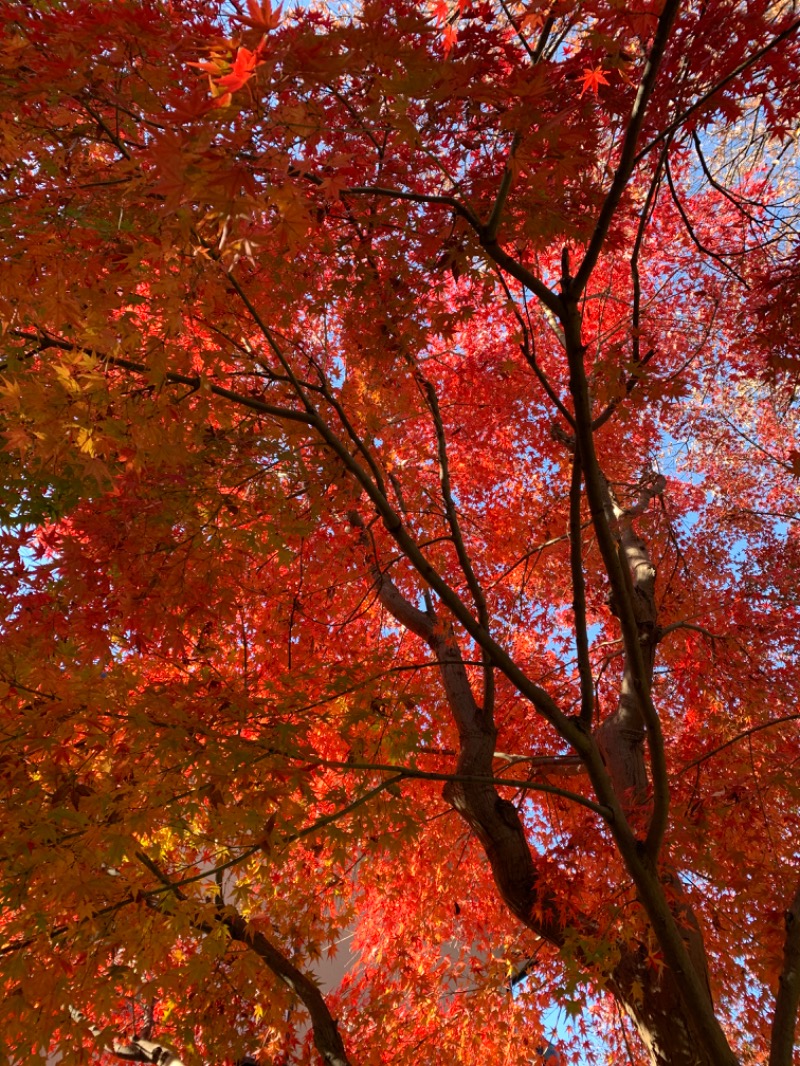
1, 0, 800, 1064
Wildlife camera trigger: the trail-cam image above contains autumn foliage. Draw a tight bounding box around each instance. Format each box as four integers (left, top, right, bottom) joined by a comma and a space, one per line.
1, 1, 800, 1064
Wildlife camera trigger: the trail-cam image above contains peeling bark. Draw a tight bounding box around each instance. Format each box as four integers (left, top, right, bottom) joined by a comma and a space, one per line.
595, 473, 662, 808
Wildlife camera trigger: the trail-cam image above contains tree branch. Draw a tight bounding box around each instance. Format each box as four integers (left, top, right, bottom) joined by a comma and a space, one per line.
562, 302, 670, 855
348, 522, 583, 939
8, 329, 315, 428
409, 362, 494, 711
634, 16, 800, 165
664, 156, 747, 285
286, 754, 611, 819
136, 853, 354, 1066
628, 141, 670, 368
680, 714, 800, 772
342, 185, 482, 228
224, 913, 353, 1066
493, 267, 573, 425
658, 620, 723, 642
68, 1005, 186, 1066
485, 132, 520, 241
341, 186, 564, 315
569, 453, 594, 725
591, 347, 656, 432
573, 0, 682, 293
496, 0, 537, 63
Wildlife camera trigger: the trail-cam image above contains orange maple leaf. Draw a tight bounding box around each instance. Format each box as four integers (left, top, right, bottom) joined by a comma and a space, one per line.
579, 65, 610, 97
217, 46, 261, 92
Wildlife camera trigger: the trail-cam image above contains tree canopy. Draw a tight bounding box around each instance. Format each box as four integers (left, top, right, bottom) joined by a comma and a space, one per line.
1, 1, 800, 1064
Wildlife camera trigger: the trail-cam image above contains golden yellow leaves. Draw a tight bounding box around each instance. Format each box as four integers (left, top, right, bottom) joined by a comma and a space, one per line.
0, 350, 109, 470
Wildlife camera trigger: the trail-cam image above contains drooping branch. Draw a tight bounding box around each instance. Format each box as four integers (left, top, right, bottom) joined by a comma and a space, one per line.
342, 185, 482, 230
136, 853, 355, 1066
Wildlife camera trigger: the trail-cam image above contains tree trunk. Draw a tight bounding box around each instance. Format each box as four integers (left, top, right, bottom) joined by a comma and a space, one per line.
361, 466, 734, 1066
611, 954, 717, 1066
592, 473, 719, 1066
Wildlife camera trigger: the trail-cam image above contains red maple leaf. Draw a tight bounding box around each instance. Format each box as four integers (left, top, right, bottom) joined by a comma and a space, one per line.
579, 65, 610, 97
442, 22, 458, 56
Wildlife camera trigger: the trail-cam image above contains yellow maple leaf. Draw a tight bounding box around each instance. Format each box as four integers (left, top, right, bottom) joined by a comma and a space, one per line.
76, 427, 96, 456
